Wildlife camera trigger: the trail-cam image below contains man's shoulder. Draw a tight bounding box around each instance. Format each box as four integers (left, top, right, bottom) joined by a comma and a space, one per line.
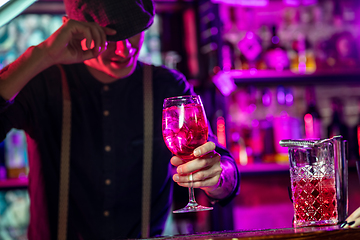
36, 63, 84, 85
150, 64, 186, 82
24, 63, 80, 97
22, 65, 62, 91
138, 62, 193, 96
43, 64, 63, 75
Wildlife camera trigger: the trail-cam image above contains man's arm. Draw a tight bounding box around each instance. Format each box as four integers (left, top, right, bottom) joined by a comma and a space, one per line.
202, 156, 238, 201
0, 46, 52, 101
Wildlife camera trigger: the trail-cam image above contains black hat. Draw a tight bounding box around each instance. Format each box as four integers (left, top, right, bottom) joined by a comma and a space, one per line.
64, 0, 155, 42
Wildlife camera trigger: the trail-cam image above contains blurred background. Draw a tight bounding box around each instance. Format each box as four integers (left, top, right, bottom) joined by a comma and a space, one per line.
0, 0, 360, 239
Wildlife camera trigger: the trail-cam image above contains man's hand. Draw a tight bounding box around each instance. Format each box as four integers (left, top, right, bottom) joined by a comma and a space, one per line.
171, 141, 221, 189
37, 18, 116, 66
171, 141, 236, 200
342, 207, 360, 228
0, 18, 117, 102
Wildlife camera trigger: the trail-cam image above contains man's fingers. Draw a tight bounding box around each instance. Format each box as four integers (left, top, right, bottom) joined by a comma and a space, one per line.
343, 207, 360, 228
177, 152, 220, 174
89, 26, 101, 52
193, 141, 216, 157
173, 173, 220, 189
72, 25, 93, 50
103, 27, 117, 35
351, 207, 360, 219
173, 162, 222, 184
170, 155, 184, 167
69, 21, 105, 52
81, 49, 98, 61
92, 23, 107, 49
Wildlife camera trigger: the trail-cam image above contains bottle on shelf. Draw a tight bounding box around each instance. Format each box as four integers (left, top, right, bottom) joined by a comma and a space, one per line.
237, 31, 264, 70
327, 97, 348, 141
0, 141, 6, 180
227, 89, 250, 166
273, 86, 301, 163
4, 129, 28, 179
261, 88, 275, 163
241, 86, 257, 165
350, 98, 360, 161
248, 86, 264, 164
263, 25, 290, 71
221, 6, 243, 71
303, 86, 322, 140
289, 33, 317, 74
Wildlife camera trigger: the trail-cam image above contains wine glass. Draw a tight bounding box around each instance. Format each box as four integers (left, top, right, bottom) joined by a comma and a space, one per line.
162, 95, 213, 213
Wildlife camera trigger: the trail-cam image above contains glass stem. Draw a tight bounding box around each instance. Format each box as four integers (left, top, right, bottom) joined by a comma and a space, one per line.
188, 173, 197, 204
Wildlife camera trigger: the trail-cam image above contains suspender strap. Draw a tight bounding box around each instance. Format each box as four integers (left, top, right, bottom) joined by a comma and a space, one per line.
56, 64, 152, 239
58, 64, 71, 240
141, 64, 153, 238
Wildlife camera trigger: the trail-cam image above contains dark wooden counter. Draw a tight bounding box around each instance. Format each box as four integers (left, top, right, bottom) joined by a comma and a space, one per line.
153, 225, 360, 240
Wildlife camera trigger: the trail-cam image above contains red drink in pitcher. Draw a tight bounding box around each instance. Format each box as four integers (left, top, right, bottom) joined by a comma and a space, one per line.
291, 174, 338, 227
162, 103, 208, 161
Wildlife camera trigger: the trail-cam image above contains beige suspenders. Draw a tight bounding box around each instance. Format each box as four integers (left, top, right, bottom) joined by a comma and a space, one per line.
57, 64, 153, 239
58, 64, 71, 240
141, 64, 153, 239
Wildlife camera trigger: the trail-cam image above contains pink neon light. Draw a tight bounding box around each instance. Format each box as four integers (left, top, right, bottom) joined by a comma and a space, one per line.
304, 113, 314, 138
211, 0, 268, 7
217, 116, 226, 147
283, 0, 317, 6
357, 126, 360, 157
183, 9, 199, 77
298, 62, 307, 73
212, 72, 236, 96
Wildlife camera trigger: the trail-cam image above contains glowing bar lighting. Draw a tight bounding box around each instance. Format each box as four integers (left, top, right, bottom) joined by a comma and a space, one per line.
357, 126, 360, 157
304, 113, 314, 139
0, 0, 10, 8
0, 0, 36, 28
211, 0, 269, 6
212, 72, 237, 96
283, 0, 317, 5
217, 116, 226, 147
239, 145, 248, 165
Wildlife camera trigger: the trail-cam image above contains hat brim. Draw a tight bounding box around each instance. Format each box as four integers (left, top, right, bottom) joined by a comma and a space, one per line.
106, 18, 154, 42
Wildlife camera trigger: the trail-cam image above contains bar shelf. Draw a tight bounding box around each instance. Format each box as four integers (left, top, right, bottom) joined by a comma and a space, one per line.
0, 178, 28, 189
238, 162, 290, 175
214, 69, 360, 89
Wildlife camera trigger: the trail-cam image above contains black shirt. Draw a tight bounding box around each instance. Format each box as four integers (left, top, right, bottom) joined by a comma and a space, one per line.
0, 62, 239, 239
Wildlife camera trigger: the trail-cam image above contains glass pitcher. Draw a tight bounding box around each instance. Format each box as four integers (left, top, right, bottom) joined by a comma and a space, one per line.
279, 136, 348, 227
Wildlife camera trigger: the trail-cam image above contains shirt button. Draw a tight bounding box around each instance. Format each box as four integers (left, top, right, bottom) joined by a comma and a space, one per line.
103, 110, 109, 116
103, 85, 109, 91
105, 145, 111, 152
104, 211, 109, 217
105, 179, 111, 185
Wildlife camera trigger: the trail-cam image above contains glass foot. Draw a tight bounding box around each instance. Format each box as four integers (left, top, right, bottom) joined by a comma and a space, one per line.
173, 202, 213, 213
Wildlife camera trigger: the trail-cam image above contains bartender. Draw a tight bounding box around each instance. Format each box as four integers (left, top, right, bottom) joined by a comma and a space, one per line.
0, 0, 240, 239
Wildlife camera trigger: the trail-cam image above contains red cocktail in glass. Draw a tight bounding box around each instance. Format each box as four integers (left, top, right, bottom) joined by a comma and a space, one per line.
162, 95, 213, 213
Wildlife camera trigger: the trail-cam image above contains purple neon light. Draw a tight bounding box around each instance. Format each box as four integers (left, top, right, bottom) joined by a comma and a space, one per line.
212, 72, 237, 96
285, 93, 294, 106
211, 0, 268, 7
211, 27, 218, 35
247, 31, 254, 40
277, 88, 285, 105
272, 36, 280, 45
262, 90, 271, 107
283, 0, 317, 6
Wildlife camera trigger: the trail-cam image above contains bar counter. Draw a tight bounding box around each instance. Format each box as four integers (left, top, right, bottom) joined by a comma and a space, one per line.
152, 225, 360, 240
